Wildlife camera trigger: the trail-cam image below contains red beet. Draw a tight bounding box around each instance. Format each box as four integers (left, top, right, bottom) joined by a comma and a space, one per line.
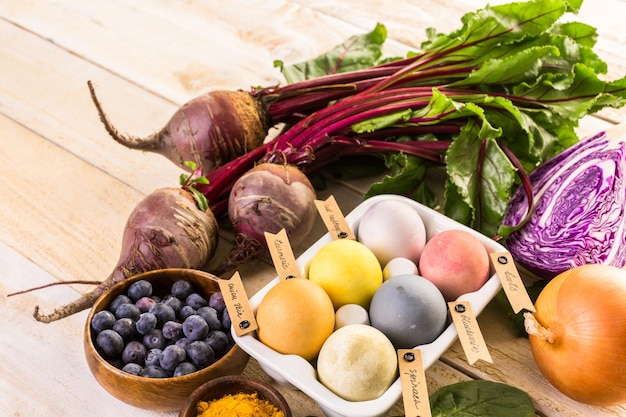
88, 81, 269, 174
33, 187, 219, 323
212, 163, 317, 275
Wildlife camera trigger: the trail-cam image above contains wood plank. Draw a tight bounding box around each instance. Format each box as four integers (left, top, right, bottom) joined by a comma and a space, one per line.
0, 19, 182, 195
0, 0, 386, 102
0, 113, 140, 287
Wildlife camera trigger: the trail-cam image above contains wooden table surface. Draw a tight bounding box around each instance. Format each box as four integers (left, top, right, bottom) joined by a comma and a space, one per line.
2, 1, 626, 416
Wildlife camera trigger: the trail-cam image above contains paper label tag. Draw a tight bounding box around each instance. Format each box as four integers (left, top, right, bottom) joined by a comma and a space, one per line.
314, 196, 355, 240
218, 272, 258, 337
448, 301, 492, 365
490, 252, 536, 314
265, 229, 300, 281
397, 349, 432, 417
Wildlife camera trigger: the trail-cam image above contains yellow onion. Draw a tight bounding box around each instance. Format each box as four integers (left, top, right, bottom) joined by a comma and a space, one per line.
523, 264, 626, 406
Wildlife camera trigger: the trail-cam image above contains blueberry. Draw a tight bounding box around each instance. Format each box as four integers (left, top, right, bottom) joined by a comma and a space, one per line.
196, 307, 221, 331
144, 348, 163, 367
112, 318, 136, 342
115, 303, 140, 321
171, 279, 194, 300
175, 337, 192, 352
122, 341, 147, 364
162, 321, 184, 341
205, 330, 231, 357
159, 345, 187, 372
143, 329, 167, 350
122, 363, 143, 376
135, 296, 157, 313
182, 315, 209, 341
185, 340, 215, 369
91, 310, 116, 333
109, 294, 131, 313
178, 305, 196, 322
185, 293, 208, 309
136, 312, 158, 336
108, 356, 125, 370
149, 303, 176, 326
127, 279, 152, 301
140, 365, 170, 378
173, 362, 197, 377
208, 292, 226, 314
162, 295, 183, 313
95, 329, 124, 357
221, 308, 231, 330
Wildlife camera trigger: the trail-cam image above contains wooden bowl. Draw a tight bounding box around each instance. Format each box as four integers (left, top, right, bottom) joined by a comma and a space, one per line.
179, 375, 292, 417
84, 268, 250, 412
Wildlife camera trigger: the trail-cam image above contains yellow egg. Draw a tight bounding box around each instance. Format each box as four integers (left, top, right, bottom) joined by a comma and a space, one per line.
307, 239, 383, 309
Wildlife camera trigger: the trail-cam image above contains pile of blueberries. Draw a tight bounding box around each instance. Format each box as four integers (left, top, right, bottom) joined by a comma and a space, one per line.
90, 278, 233, 378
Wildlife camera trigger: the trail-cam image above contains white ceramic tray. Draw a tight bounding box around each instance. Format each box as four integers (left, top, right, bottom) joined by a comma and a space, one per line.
232, 194, 506, 417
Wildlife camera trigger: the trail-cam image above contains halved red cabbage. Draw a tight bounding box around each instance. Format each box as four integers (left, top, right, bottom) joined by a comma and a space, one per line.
502, 127, 626, 279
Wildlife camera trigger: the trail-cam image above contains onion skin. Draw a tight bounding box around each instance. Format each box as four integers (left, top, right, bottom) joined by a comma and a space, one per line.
524, 264, 626, 406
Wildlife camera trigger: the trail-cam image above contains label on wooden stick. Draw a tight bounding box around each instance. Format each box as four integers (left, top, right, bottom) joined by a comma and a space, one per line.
314, 195, 355, 240
397, 349, 432, 417
265, 229, 300, 281
490, 252, 536, 314
448, 301, 492, 365
218, 272, 258, 337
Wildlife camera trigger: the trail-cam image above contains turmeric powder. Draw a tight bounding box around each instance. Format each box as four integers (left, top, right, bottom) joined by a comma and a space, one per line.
196, 392, 285, 417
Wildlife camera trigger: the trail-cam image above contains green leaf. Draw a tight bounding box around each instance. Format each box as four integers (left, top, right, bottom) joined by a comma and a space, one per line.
365, 153, 438, 209
183, 160, 198, 170
179, 172, 190, 186
188, 188, 209, 212
275, 23, 387, 84
411, 88, 467, 124
445, 120, 516, 236
513, 64, 626, 120
430, 380, 535, 417
552, 21, 597, 48
421, 0, 567, 60
451, 45, 559, 88
352, 109, 412, 133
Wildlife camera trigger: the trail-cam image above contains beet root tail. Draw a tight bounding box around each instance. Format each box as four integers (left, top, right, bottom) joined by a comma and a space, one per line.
32, 274, 117, 323
87, 80, 164, 151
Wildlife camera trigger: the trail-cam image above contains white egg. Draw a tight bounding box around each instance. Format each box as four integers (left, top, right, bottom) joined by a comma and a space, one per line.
357, 199, 427, 266
382, 257, 419, 281
334, 304, 370, 329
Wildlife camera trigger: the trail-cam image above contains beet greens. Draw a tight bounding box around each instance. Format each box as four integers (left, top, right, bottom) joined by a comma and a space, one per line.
194, 0, 626, 239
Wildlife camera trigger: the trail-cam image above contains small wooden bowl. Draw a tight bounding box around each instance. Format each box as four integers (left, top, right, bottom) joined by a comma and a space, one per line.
84, 268, 250, 412
179, 375, 292, 417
